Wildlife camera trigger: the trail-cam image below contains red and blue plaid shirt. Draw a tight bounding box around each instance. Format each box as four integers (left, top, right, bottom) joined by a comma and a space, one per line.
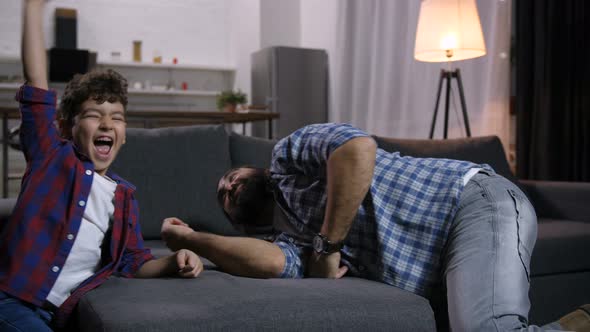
0, 85, 154, 328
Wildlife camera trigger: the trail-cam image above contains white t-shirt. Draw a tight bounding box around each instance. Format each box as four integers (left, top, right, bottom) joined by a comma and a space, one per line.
463, 168, 483, 186
46, 173, 117, 307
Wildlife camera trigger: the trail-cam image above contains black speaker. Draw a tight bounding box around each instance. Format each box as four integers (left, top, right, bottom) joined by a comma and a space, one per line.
49, 48, 93, 82
55, 8, 77, 49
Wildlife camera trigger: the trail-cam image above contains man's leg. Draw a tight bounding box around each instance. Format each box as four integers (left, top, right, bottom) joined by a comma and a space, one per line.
0, 292, 53, 332
442, 173, 562, 331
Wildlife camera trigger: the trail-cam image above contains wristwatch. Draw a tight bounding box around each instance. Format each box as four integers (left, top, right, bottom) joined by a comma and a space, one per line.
312, 233, 343, 255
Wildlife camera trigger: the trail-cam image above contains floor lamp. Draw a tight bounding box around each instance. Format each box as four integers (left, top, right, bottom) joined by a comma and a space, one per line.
414, 0, 487, 139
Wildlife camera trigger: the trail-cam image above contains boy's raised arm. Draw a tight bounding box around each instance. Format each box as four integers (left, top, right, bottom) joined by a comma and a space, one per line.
22, 0, 48, 90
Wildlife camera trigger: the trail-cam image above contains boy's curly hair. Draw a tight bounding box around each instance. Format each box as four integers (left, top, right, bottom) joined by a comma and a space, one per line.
58, 69, 128, 133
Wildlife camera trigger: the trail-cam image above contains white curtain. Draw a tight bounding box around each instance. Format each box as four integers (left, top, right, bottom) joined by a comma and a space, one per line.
329, 0, 512, 149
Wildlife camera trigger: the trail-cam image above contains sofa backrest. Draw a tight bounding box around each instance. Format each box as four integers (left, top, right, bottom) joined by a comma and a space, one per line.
229, 132, 277, 168
110, 125, 240, 239
372, 135, 519, 184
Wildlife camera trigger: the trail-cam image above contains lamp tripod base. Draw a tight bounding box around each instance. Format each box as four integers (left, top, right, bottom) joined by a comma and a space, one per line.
429, 68, 472, 139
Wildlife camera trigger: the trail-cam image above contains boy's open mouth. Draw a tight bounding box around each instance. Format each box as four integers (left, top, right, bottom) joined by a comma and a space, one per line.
94, 136, 113, 156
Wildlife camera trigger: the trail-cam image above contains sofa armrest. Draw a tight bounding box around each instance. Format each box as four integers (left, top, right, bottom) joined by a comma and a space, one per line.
520, 180, 590, 222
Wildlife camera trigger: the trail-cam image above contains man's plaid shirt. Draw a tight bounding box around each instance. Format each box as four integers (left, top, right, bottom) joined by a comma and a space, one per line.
271, 123, 493, 296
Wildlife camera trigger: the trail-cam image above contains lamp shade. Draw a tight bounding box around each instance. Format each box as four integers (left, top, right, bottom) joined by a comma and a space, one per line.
414, 0, 486, 62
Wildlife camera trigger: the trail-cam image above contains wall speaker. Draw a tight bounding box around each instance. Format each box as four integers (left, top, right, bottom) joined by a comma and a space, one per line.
49, 48, 96, 82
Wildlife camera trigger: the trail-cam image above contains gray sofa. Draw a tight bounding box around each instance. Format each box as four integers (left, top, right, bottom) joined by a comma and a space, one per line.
1, 124, 588, 331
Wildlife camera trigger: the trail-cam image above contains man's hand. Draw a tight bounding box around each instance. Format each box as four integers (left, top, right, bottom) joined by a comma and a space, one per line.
174, 249, 203, 278
161, 217, 195, 251
307, 251, 348, 279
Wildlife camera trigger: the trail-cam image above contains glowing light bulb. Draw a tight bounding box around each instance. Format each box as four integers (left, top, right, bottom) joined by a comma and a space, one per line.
440, 35, 458, 50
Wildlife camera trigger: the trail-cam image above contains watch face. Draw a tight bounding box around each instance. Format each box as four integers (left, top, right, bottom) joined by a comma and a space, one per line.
313, 235, 324, 253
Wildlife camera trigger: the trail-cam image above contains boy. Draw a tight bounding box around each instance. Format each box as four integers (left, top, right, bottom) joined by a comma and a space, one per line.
0, 1, 203, 330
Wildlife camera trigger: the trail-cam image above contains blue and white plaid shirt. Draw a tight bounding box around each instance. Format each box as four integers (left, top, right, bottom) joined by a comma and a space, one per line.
271, 123, 494, 296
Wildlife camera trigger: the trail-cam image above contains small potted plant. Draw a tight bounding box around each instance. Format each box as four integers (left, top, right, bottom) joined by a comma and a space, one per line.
216, 90, 247, 113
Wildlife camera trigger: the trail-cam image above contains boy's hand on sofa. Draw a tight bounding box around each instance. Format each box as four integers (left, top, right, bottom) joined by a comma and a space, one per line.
175, 249, 203, 278
135, 249, 203, 278
161, 217, 195, 251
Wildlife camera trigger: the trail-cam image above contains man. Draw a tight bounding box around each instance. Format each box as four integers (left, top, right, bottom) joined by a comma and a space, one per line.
162, 123, 589, 331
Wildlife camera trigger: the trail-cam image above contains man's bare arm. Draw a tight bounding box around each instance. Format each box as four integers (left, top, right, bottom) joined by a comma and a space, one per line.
308, 136, 377, 278
162, 218, 285, 278
22, 0, 48, 90
321, 137, 377, 242
190, 232, 285, 278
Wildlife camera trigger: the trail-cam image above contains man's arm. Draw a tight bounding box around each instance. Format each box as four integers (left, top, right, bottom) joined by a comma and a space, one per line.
321, 136, 377, 242
308, 136, 377, 278
190, 232, 286, 278
22, 0, 48, 90
161, 218, 285, 278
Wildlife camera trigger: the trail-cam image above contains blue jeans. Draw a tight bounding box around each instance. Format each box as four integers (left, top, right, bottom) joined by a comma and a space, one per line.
443, 172, 563, 331
0, 291, 53, 331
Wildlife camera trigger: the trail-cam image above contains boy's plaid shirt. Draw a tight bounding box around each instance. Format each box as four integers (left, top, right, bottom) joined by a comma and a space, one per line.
271, 123, 493, 296
0, 86, 154, 327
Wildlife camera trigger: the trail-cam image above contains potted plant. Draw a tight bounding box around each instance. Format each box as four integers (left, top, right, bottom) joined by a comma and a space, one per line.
216, 90, 247, 113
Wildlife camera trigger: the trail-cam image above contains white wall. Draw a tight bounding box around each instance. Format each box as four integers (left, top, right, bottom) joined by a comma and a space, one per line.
300, 0, 339, 52
228, 0, 260, 96
300, 0, 339, 119
0, 0, 236, 66
0, 1, 21, 56
260, 0, 300, 48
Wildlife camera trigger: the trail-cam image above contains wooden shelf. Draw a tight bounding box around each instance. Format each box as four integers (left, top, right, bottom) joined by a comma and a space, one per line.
0, 84, 219, 97
0, 56, 235, 72
98, 61, 235, 72
0, 57, 20, 64
0, 83, 21, 89
0, 107, 278, 122
8, 173, 23, 180
128, 88, 218, 97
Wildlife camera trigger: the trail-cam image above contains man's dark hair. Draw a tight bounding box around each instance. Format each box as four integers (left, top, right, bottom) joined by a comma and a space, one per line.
217, 167, 274, 226
58, 69, 128, 136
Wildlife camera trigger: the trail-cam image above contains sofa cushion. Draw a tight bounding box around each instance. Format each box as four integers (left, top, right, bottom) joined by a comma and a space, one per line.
110, 125, 239, 239
373, 135, 519, 185
77, 272, 436, 332
530, 219, 590, 276
520, 180, 590, 223
529, 271, 590, 325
